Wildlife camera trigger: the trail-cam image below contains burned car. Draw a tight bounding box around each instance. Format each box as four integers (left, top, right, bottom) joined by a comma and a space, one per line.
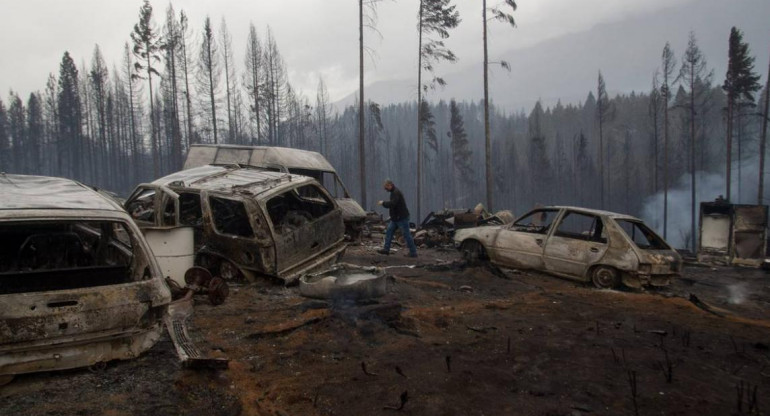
0, 174, 172, 382
124, 165, 346, 285
183, 144, 367, 238
454, 206, 682, 288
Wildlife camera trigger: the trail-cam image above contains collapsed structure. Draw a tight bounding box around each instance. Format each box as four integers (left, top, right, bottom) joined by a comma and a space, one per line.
698, 200, 768, 267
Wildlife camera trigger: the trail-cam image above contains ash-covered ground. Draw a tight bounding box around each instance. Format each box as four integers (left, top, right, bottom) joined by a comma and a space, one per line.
2, 236, 769, 416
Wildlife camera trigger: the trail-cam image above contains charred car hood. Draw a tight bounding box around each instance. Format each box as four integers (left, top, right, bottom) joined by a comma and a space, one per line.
337, 198, 366, 221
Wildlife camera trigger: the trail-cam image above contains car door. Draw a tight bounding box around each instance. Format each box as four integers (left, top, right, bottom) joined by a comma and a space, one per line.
265, 184, 343, 274
491, 208, 560, 270
125, 184, 195, 285
543, 210, 609, 279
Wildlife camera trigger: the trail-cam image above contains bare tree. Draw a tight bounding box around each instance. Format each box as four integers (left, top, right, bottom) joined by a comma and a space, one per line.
316, 77, 331, 156
759, 54, 770, 204
89, 45, 110, 184
163, 4, 183, 170
263, 27, 287, 146
178, 10, 195, 147
596, 71, 611, 209
660, 42, 676, 239
482, 0, 516, 211
649, 71, 661, 201
130, 0, 163, 176
678, 31, 713, 251
416, 0, 460, 219
196, 16, 220, 144
244, 23, 264, 144
220, 17, 238, 143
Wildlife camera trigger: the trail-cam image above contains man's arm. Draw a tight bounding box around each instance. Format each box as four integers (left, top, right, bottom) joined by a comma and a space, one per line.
382, 190, 401, 209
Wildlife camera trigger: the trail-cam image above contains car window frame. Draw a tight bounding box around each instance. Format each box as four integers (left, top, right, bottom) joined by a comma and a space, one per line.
552, 210, 608, 244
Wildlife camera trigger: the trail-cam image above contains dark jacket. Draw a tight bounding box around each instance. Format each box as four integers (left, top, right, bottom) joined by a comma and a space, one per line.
383, 186, 409, 221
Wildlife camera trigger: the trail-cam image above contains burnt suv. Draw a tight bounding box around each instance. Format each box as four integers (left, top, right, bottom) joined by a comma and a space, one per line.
183, 144, 367, 238
0, 174, 172, 382
124, 165, 346, 285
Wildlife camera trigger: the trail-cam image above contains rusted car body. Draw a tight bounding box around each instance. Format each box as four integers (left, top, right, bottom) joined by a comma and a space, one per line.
454, 206, 682, 288
698, 201, 768, 267
183, 144, 366, 237
124, 165, 346, 285
0, 174, 172, 380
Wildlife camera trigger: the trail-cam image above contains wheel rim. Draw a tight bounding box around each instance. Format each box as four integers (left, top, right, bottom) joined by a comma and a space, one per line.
219, 261, 242, 281
208, 277, 229, 305
463, 241, 482, 262
593, 267, 616, 288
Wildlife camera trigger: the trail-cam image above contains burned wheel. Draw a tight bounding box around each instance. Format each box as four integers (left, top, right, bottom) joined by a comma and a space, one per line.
591, 266, 619, 289
208, 277, 229, 306
185, 266, 213, 286
219, 260, 244, 281
461, 240, 486, 266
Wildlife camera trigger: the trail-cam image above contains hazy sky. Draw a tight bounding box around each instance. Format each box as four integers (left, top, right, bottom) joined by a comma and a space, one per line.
0, 0, 760, 106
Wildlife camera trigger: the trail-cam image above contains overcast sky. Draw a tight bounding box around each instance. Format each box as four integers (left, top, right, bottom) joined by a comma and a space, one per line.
0, 0, 764, 107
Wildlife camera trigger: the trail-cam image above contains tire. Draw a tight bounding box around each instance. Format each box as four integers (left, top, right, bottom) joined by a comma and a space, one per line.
219, 260, 244, 281
591, 266, 619, 289
461, 240, 486, 266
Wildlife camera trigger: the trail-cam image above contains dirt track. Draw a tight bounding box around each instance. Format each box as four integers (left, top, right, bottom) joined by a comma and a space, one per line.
2, 238, 769, 416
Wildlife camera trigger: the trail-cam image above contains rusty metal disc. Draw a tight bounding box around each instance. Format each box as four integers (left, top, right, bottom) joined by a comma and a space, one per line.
208, 277, 229, 306
184, 266, 212, 286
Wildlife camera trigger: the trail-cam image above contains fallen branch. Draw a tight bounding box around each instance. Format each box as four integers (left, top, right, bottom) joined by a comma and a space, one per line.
466, 325, 497, 333
247, 316, 326, 339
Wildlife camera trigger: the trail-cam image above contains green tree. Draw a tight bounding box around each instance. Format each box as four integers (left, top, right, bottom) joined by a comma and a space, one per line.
416, 0, 460, 219
722, 27, 761, 202
482, 0, 516, 211
57, 52, 82, 179
131, 0, 163, 176
27, 93, 43, 174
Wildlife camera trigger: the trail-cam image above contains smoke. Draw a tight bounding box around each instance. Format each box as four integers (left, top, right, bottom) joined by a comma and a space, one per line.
640, 155, 767, 249
727, 283, 749, 305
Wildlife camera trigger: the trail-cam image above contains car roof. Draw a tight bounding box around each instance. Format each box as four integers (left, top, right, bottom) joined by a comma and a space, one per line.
152, 165, 316, 197
533, 205, 641, 221
184, 144, 336, 172
0, 174, 123, 212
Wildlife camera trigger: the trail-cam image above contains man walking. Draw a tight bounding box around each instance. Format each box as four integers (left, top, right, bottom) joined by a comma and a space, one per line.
377, 179, 418, 257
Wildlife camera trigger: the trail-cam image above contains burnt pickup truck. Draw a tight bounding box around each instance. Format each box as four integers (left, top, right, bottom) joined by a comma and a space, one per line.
125, 165, 346, 285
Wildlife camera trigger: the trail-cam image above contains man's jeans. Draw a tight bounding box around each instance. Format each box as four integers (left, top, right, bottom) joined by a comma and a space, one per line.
383, 217, 417, 255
